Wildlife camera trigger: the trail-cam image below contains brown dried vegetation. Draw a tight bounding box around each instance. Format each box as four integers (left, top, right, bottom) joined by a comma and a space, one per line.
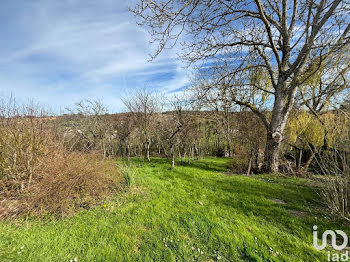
0, 98, 121, 219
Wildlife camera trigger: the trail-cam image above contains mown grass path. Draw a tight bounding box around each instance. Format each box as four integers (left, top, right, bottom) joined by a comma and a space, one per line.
0, 158, 347, 261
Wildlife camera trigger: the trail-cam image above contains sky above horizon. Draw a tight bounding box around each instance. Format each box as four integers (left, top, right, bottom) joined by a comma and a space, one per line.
0, 0, 190, 113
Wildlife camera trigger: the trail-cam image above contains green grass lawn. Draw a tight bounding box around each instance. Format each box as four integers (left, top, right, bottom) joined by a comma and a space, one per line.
0, 157, 347, 261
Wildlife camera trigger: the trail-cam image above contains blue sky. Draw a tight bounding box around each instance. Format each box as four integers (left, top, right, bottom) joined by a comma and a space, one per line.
0, 0, 190, 113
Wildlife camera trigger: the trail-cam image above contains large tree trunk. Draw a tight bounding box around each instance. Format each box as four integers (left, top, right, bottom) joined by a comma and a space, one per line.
263, 133, 282, 172
263, 86, 295, 172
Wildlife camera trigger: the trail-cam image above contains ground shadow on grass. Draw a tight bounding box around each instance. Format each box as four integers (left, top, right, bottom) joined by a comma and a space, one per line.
122, 157, 349, 260
178, 158, 229, 173
130, 157, 230, 173
181, 162, 350, 230
149, 158, 348, 231
170, 169, 311, 223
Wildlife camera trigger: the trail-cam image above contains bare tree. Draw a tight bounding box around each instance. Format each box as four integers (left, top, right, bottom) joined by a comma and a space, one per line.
63, 99, 112, 158
122, 89, 161, 162
162, 110, 184, 168
193, 82, 238, 157
167, 97, 191, 168
132, 0, 350, 172
112, 113, 135, 160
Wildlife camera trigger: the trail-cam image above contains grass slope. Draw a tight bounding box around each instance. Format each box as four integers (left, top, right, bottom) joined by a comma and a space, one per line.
0, 158, 347, 261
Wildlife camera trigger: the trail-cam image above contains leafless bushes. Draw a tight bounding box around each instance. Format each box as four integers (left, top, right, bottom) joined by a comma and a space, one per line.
25, 152, 121, 217
0, 97, 51, 192
0, 98, 121, 219
320, 176, 350, 221
62, 99, 116, 158
122, 89, 161, 162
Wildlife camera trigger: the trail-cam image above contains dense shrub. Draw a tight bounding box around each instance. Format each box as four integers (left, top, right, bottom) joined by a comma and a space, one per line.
320, 176, 350, 221
227, 155, 249, 174
1, 148, 121, 219
316, 148, 350, 221
0, 113, 49, 191
24, 151, 121, 217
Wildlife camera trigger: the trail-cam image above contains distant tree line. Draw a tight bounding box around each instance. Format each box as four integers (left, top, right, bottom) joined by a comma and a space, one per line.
59, 89, 350, 175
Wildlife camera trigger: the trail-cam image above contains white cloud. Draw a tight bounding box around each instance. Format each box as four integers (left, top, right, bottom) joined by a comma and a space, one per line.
0, 0, 190, 112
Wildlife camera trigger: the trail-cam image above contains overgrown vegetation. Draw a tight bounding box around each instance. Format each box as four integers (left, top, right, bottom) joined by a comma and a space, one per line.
1, 91, 350, 227
24, 152, 121, 217
0, 98, 122, 219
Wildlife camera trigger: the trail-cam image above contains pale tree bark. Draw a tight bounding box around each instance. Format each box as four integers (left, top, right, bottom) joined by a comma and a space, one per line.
263, 83, 297, 171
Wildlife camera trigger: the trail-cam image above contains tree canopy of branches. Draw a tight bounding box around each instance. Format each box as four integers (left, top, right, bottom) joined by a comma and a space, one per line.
132, 0, 350, 172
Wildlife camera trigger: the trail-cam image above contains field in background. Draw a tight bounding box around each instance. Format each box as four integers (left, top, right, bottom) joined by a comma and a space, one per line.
0, 158, 346, 261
